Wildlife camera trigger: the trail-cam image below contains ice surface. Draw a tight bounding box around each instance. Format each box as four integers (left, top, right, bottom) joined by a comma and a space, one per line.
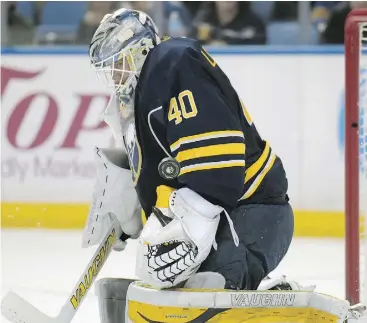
0, 230, 348, 323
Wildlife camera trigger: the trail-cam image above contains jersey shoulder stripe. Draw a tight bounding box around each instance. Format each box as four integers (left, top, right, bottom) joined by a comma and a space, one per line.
245, 141, 271, 183
240, 153, 277, 200
175, 143, 245, 163
170, 130, 245, 176
170, 130, 244, 152
180, 160, 246, 176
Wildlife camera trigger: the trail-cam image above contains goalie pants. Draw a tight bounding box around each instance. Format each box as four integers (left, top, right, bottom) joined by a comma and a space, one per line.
198, 203, 294, 290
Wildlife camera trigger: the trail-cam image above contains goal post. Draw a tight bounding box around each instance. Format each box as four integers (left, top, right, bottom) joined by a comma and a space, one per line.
344, 8, 367, 305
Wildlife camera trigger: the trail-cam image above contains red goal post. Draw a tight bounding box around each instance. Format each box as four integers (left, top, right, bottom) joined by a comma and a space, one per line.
345, 8, 367, 305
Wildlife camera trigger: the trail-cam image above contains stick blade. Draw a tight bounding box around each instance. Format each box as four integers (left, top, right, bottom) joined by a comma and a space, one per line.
1, 291, 57, 323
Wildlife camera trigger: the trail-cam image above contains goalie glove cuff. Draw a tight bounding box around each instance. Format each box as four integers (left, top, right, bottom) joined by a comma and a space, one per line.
169, 188, 239, 258
168, 188, 222, 262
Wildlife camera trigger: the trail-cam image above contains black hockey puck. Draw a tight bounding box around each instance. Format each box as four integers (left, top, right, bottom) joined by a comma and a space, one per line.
158, 157, 180, 180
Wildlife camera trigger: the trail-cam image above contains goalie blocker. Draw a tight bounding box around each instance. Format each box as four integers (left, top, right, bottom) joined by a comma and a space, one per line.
96, 278, 364, 323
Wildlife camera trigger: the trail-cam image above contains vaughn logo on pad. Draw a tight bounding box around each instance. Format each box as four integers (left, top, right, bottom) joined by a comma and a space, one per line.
231, 292, 296, 307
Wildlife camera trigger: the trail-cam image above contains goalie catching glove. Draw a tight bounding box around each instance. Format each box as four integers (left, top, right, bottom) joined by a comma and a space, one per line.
82, 147, 143, 250
136, 186, 239, 289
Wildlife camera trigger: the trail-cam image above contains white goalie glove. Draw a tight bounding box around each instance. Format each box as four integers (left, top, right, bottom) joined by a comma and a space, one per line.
136, 186, 228, 289
82, 147, 143, 250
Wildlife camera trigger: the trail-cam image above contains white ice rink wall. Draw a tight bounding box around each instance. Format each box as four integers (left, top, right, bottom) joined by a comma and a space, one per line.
1, 46, 348, 236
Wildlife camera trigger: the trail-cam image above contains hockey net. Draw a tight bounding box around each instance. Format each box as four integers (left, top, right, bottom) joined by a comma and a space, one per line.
345, 9, 367, 305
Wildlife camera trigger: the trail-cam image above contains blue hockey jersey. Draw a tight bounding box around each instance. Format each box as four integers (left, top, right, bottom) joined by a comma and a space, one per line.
124, 37, 288, 216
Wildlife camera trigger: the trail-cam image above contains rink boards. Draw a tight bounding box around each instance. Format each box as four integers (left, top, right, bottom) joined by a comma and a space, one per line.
0, 46, 358, 237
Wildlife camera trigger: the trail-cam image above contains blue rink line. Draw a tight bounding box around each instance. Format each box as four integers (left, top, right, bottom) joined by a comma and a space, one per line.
0, 45, 349, 55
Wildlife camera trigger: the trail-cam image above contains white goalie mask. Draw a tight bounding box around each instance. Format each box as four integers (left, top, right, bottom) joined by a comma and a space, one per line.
89, 8, 160, 138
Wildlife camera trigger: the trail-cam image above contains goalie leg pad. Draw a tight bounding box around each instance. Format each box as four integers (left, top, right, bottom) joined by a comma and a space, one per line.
95, 278, 135, 323
183, 272, 226, 289
125, 281, 351, 323
199, 203, 294, 290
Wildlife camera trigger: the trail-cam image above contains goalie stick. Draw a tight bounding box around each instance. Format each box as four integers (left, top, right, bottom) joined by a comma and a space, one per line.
1, 218, 122, 323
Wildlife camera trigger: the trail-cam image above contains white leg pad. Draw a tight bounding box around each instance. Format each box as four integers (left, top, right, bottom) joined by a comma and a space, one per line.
184, 272, 225, 289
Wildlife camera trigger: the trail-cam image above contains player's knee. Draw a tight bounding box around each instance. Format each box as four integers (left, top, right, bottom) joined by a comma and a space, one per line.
221, 253, 266, 290
200, 240, 267, 290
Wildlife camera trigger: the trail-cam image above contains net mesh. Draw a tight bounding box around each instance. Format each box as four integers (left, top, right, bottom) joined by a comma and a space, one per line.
361, 22, 367, 301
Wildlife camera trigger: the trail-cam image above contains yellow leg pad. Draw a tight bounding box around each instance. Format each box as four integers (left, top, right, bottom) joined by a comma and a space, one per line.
129, 302, 339, 323
126, 282, 349, 323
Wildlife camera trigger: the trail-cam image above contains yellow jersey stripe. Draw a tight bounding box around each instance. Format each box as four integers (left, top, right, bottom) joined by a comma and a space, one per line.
141, 209, 147, 226
201, 48, 217, 67
240, 153, 276, 200
176, 143, 245, 163
240, 100, 253, 125
245, 141, 270, 183
180, 160, 245, 175
155, 185, 175, 209
170, 130, 244, 152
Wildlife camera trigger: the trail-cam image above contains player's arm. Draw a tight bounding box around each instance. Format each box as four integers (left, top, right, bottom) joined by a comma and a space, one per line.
136, 47, 243, 289
166, 47, 245, 210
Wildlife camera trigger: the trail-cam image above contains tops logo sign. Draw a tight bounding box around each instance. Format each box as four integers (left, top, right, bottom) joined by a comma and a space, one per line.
1, 66, 111, 150
1, 57, 120, 201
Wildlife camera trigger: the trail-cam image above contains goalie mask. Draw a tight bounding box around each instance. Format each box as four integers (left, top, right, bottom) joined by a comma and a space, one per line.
89, 8, 160, 138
